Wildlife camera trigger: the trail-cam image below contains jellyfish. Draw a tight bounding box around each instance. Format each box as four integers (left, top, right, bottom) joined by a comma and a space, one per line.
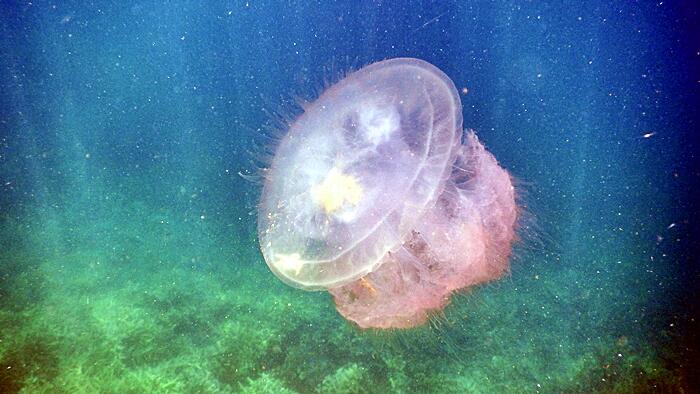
257, 58, 518, 329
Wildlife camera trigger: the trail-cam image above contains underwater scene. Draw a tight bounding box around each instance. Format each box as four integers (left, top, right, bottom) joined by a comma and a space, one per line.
1, 1, 698, 393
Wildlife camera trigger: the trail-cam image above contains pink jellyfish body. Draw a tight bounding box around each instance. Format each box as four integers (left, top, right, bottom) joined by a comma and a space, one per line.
258, 58, 518, 329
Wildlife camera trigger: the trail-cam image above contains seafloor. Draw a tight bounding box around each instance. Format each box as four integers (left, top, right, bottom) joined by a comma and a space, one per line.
0, 194, 689, 392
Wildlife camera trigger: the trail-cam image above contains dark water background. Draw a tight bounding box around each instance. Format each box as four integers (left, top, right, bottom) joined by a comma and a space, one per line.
1, 1, 698, 392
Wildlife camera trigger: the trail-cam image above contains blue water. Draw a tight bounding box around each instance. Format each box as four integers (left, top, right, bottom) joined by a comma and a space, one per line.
1, 1, 697, 392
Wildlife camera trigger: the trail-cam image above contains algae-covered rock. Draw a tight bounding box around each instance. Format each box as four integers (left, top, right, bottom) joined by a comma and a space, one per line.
317, 363, 367, 394
238, 373, 297, 394
382, 354, 409, 393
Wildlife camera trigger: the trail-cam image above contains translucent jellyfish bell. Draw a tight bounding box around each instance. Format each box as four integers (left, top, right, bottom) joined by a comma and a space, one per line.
258, 58, 463, 290
258, 58, 518, 329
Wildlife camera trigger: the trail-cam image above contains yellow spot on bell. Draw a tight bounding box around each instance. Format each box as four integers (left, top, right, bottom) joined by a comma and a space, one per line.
311, 167, 363, 214
275, 252, 304, 276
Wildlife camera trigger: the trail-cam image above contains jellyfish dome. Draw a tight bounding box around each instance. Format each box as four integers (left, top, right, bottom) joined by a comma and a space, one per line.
258, 58, 518, 329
